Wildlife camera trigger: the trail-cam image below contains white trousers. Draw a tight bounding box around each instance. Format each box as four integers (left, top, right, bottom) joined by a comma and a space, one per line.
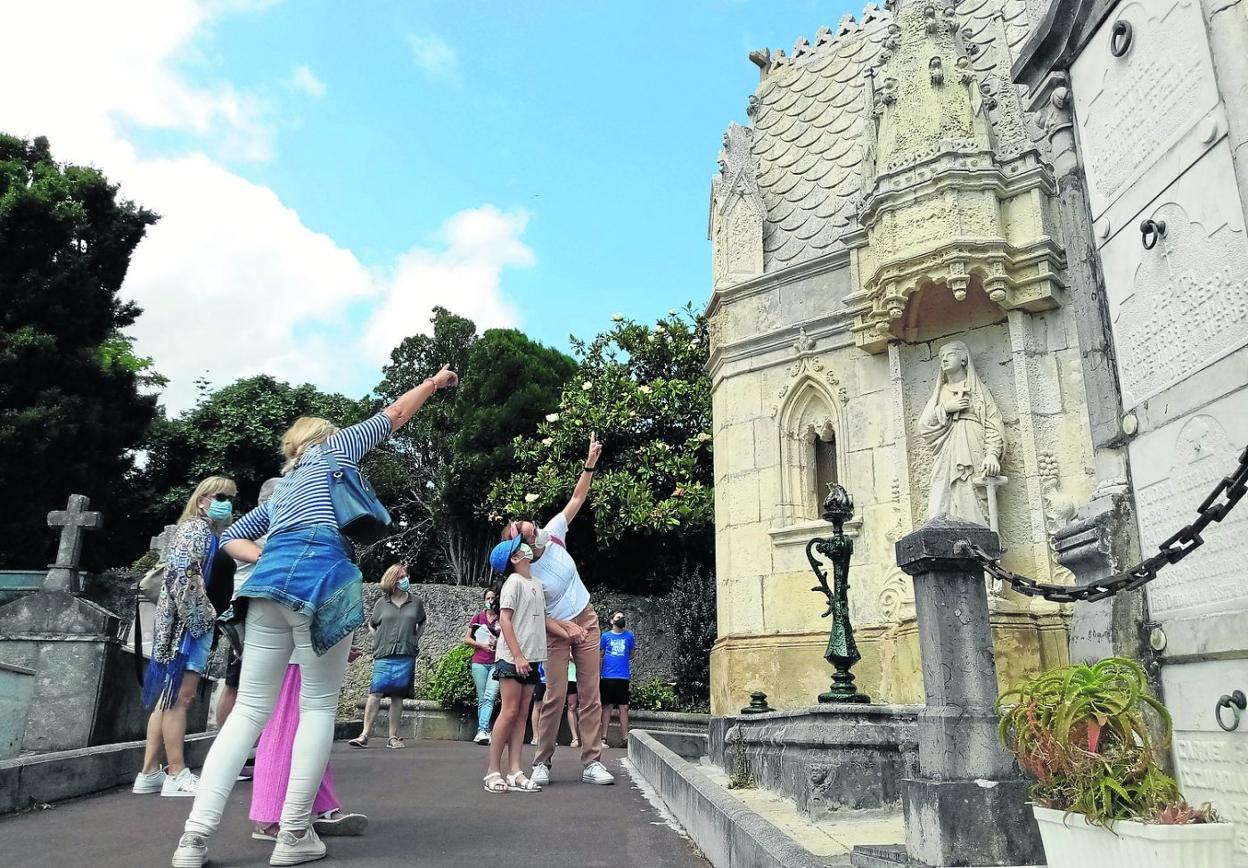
184, 599, 351, 836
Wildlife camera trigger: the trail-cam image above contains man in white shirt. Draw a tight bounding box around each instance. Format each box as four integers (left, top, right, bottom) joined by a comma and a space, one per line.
503, 435, 614, 786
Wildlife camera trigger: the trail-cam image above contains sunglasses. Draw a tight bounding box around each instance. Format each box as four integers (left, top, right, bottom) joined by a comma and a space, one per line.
212, 493, 236, 502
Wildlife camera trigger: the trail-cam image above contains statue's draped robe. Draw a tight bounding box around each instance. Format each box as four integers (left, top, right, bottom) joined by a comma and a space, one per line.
919, 356, 1005, 525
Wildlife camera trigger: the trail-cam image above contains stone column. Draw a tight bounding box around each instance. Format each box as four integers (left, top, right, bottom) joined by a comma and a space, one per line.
896, 515, 1043, 867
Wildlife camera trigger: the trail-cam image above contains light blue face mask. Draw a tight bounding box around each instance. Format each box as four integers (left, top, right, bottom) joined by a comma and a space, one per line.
207, 499, 233, 521
397, 577, 410, 592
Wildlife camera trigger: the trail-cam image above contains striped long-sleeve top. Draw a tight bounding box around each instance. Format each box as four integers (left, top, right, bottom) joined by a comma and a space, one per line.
223, 412, 393, 543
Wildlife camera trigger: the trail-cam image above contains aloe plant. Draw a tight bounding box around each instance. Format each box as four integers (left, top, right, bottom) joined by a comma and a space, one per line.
996, 657, 1195, 827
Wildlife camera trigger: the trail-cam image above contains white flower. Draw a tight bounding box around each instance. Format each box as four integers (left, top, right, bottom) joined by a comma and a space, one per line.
668, 309, 678, 316
582, 380, 593, 391
611, 313, 624, 322
425, 480, 435, 489
524, 493, 539, 503
546, 413, 560, 423
638, 384, 651, 394
656, 442, 670, 451
541, 437, 553, 447
655, 322, 665, 331
696, 431, 712, 442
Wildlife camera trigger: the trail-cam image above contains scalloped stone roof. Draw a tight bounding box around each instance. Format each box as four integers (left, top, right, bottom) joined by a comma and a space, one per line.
747, 0, 1036, 270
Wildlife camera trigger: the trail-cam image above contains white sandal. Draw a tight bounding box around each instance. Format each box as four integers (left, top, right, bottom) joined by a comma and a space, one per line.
506, 771, 541, 792
483, 772, 508, 794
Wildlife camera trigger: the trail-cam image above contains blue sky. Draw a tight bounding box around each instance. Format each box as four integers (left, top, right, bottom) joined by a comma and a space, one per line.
4, 1, 853, 409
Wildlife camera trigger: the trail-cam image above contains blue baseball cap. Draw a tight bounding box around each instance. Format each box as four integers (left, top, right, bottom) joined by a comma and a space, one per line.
489, 536, 524, 574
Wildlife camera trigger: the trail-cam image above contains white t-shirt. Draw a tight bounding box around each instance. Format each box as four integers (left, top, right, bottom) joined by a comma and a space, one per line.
497, 573, 547, 664
531, 513, 590, 621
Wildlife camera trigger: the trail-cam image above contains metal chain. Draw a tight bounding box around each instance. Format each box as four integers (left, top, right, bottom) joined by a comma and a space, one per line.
956, 445, 1248, 604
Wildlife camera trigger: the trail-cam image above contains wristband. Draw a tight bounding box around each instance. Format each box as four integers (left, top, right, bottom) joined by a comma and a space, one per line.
583, 465, 597, 473
424, 377, 438, 391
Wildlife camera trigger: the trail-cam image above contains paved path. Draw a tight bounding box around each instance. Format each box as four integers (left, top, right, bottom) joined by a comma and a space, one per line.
0, 741, 707, 868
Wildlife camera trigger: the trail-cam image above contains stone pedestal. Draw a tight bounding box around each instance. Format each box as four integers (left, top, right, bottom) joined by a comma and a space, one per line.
894, 515, 1043, 867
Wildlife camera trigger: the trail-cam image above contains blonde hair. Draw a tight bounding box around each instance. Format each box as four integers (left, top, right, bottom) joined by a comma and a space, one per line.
281, 417, 340, 474
380, 564, 407, 593
179, 476, 238, 524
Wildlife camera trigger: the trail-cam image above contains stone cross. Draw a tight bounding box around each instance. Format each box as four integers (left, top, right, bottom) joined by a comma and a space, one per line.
44, 494, 103, 593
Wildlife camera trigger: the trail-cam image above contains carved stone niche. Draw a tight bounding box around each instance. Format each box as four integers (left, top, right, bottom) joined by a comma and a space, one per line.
842, 0, 1067, 353
775, 376, 849, 530
710, 122, 765, 291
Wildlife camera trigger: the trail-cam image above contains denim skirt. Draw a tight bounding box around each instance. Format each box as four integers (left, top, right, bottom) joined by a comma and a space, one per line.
370, 655, 415, 696
236, 524, 364, 655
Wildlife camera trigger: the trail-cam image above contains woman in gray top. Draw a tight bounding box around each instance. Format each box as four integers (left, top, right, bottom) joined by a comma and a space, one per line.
349, 563, 426, 749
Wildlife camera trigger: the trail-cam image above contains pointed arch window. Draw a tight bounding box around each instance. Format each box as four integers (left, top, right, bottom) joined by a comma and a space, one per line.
777, 379, 847, 528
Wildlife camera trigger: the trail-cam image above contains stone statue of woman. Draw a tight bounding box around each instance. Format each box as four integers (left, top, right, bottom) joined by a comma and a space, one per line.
919, 340, 1005, 524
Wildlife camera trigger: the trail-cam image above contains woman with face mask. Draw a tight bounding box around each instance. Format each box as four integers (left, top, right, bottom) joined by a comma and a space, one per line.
464, 585, 502, 745
349, 563, 427, 749
133, 475, 238, 799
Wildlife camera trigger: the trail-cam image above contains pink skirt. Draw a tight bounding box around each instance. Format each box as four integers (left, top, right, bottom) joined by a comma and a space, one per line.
249, 664, 340, 823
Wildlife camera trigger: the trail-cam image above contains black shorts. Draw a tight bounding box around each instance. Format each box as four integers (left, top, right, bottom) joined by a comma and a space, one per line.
567, 680, 577, 695
493, 659, 542, 686
224, 648, 243, 689
600, 678, 630, 707
533, 682, 547, 702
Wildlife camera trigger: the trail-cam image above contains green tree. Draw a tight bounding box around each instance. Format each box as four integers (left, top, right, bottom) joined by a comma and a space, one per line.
488, 306, 713, 592
372, 310, 574, 584
0, 134, 159, 569
443, 328, 575, 578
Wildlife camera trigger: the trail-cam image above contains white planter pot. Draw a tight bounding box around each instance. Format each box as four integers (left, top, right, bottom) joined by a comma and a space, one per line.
1033, 806, 1235, 868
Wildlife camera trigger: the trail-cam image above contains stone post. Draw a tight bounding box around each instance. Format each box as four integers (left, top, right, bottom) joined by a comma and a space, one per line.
896, 514, 1043, 866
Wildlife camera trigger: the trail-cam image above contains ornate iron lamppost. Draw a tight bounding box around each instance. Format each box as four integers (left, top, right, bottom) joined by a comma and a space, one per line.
805, 484, 870, 704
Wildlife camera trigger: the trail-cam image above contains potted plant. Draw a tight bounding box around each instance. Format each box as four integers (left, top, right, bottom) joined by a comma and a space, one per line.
996, 657, 1233, 868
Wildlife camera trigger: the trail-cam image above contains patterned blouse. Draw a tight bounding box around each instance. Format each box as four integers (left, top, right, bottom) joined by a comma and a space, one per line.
151, 518, 218, 664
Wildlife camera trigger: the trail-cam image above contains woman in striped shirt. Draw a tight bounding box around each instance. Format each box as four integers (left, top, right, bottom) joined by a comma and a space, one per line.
172, 365, 458, 868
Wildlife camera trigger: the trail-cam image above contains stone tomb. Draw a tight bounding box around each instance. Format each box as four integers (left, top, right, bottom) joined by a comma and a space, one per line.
0, 496, 189, 753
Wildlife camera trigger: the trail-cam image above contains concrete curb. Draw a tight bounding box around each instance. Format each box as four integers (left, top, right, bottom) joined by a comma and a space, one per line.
628, 730, 835, 868
0, 732, 216, 815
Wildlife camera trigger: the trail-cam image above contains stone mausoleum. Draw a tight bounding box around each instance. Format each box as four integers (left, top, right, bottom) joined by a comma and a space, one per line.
707, 0, 1248, 853
708, 0, 1085, 712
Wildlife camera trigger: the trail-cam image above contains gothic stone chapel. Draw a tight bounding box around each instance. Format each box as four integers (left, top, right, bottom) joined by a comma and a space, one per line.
707, 0, 1087, 713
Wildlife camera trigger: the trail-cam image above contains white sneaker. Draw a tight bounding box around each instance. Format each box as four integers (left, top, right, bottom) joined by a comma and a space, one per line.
473, 730, 490, 745
530, 763, 550, 786
270, 826, 326, 866
132, 766, 167, 794
582, 760, 615, 785
171, 832, 208, 868
161, 768, 199, 797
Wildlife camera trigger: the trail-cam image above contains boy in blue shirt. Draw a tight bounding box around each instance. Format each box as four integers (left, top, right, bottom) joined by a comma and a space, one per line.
598, 611, 635, 747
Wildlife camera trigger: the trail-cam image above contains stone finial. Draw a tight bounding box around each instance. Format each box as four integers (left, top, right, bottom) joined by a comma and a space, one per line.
740, 691, 774, 714
44, 494, 103, 593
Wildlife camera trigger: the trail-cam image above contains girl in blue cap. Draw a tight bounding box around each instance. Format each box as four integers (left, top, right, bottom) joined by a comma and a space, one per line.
483, 535, 563, 793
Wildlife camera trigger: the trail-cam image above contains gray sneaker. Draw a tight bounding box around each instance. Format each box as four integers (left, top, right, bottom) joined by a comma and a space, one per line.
161, 768, 199, 798
270, 826, 326, 866
582, 760, 615, 785
171, 832, 208, 868
530, 762, 550, 786
132, 766, 166, 794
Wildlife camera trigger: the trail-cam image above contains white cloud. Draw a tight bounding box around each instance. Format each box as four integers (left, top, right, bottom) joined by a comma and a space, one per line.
0, 1, 530, 412
408, 33, 457, 76
364, 207, 533, 364
289, 64, 326, 98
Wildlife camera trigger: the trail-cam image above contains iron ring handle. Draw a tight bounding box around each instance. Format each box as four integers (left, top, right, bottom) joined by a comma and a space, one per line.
1215, 690, 1246, 732
1140, 219, 1166, 250
1110, 20, 1133, 57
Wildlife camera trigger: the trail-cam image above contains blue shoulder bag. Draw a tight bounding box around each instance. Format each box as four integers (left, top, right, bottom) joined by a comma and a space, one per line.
323, 449, 394, 544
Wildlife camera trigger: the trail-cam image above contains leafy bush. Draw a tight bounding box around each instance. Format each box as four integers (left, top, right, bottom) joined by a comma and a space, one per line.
629, 678, 685, 712
667, 566, 716, 711
424, 644, 476, 708
996, 657, 1215, 827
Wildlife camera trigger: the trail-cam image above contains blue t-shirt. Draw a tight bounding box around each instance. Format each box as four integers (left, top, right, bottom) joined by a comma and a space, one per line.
600, 630, 635, 680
